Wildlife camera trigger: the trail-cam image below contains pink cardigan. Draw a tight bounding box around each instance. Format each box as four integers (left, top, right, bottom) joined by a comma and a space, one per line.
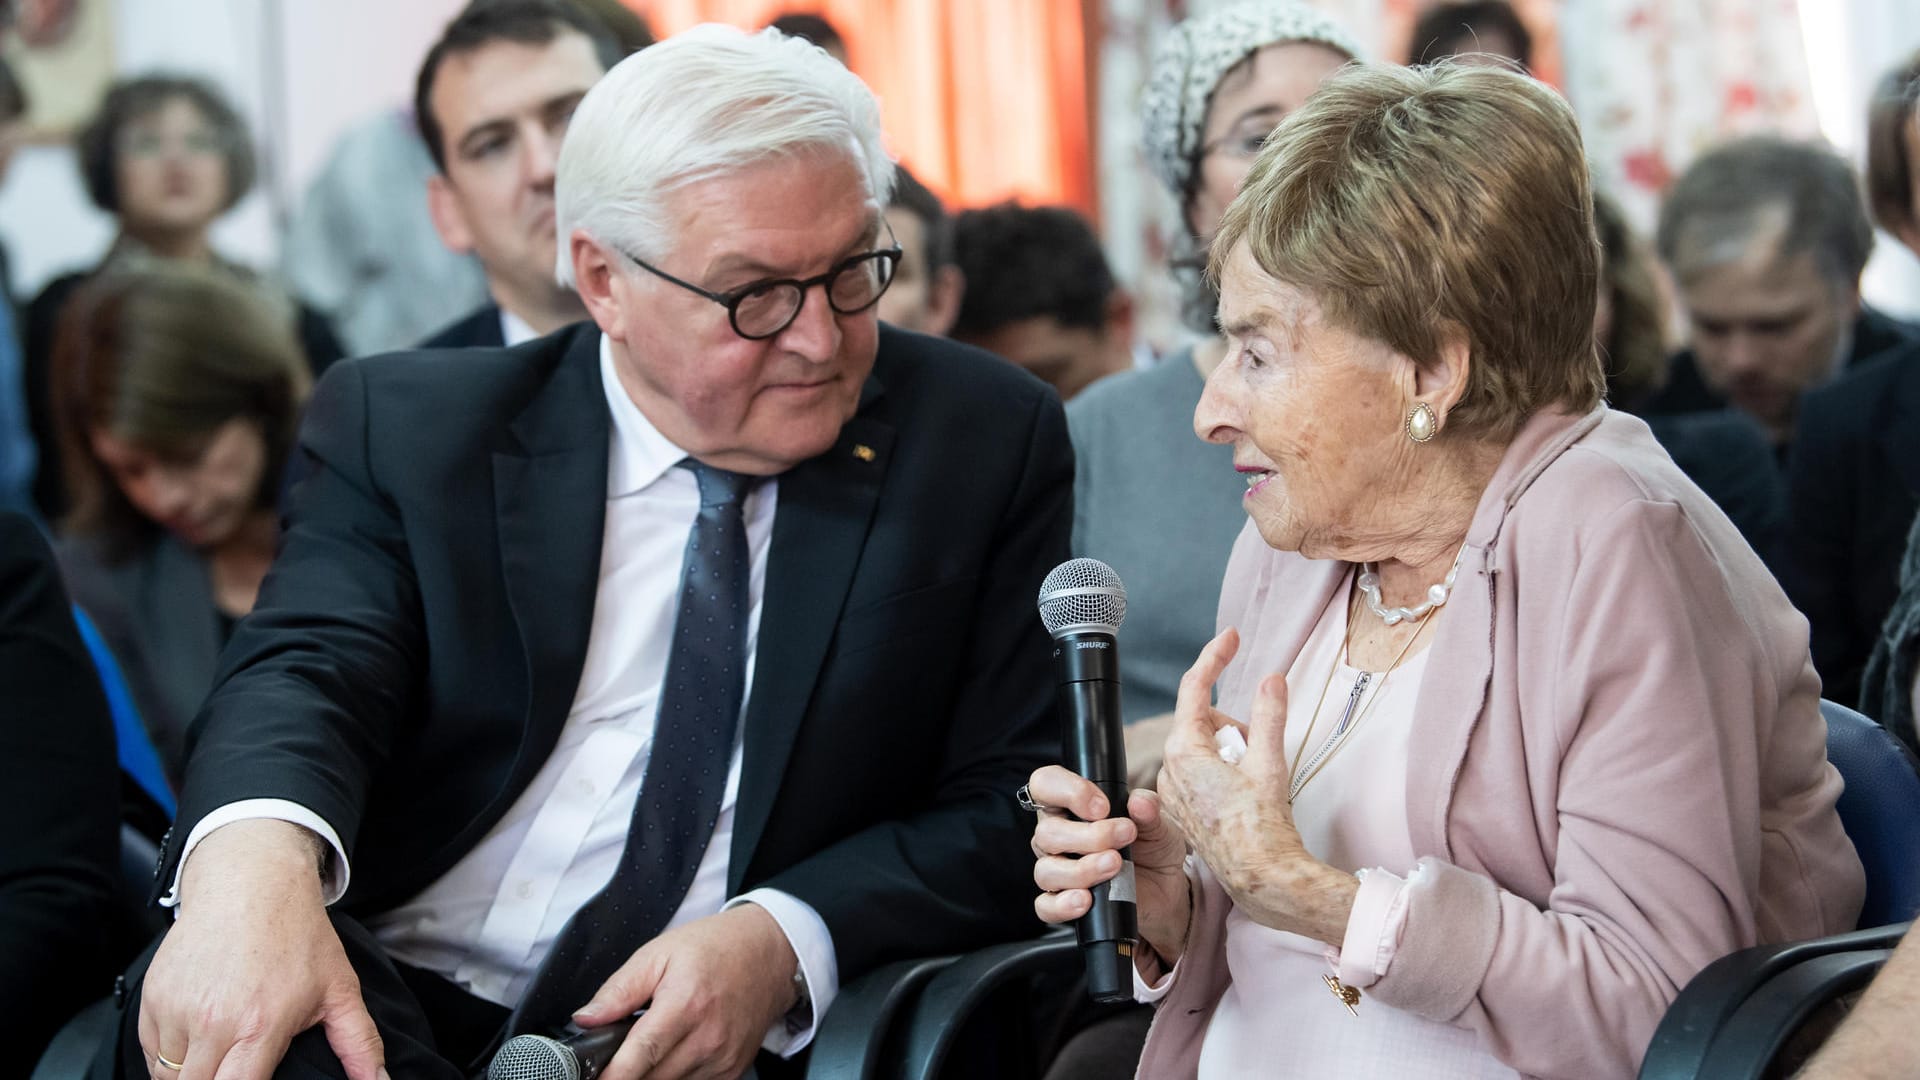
1135, 407, 1864, 1079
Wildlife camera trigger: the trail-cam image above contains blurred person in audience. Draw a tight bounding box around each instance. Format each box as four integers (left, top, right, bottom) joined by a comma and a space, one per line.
286, 1, 649, 356
876, 164, 963, 336
0, 509, 120, 1068
113, 25, 1060, 1080
1595, 192, 1782, 562
52, 264, 310, 789
1029, 63, 1861, 1079
283, 109, 491, 355
417, 0, 622, 349
1075, 0, 1357, 778
1644, 136, 1914, 458
767, 11, 848, 66
949, 202, 1132, 400
0, 56, 36, 517
1798, 50, 1920, 729
1405, 0, 1532, 70
23, 75, 342, 521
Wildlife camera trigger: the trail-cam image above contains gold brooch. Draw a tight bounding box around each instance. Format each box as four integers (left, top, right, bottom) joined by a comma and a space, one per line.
1323, 973, 1360, 1016
852, 444, 877, 462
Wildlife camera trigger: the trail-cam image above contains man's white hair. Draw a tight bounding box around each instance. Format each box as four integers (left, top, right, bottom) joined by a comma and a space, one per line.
555, 23, 895, 287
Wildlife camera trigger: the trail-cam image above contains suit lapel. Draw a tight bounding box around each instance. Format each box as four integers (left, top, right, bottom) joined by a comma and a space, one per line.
492, 328, 610, 796
730, 388, 894, 886
1879, 356, 1920, 503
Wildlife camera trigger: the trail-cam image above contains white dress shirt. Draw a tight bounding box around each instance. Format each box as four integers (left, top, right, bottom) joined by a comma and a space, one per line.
165, 335, 837, 1056
499, 307, 538, 347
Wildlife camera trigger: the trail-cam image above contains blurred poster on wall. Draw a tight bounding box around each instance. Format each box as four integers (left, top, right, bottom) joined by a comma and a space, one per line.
2, 0, 115, 138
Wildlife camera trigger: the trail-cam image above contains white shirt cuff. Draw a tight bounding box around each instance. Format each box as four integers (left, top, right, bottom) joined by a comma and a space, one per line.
725, 888, 839, 1057
159, 799, 351, 913
1329, 866, 1413, 991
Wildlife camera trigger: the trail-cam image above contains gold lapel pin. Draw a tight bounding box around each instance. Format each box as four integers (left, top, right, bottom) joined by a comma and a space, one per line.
852, 444, 877, 462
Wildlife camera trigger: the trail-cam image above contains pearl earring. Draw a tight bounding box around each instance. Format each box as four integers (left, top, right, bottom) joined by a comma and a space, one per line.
1406, 402, 1438, 443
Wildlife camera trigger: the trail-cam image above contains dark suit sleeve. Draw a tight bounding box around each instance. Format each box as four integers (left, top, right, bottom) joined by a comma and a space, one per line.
0, 512, 119, 1061
1786, 387, 1866, 703
160, 359, 425, 886
759, 389, 1072, 976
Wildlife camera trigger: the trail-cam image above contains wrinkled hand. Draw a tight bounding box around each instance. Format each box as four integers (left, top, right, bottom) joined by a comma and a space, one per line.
139, 819, 386, 1080
1026, 761, 1192, 973
572, 904, 798, 1080
1123, 712, 1175, 790
1156, 628, 1357, 947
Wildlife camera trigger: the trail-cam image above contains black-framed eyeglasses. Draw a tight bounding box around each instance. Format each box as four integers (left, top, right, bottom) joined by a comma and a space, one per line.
618, 228, 903, 341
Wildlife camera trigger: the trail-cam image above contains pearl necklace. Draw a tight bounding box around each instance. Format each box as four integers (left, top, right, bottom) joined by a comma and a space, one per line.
1356, 550, 1464, 626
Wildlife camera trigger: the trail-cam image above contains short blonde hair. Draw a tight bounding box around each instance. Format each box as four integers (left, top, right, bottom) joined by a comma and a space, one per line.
1210, 62, 1602, 441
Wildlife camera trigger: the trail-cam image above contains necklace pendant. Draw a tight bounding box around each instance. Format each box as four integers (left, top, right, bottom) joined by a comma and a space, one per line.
1323, 973, 1361, 1016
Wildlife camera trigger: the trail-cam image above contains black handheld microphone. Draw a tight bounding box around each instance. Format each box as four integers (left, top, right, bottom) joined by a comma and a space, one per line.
1036, 558, 1138, 1004
487, 1016, 640, 1080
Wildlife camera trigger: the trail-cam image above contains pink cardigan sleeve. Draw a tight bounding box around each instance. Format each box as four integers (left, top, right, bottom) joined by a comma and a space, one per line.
1357, 498, 1862, 1078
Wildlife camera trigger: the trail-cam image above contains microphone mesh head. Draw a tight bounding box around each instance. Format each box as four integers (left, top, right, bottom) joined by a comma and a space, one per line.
1037, 558, 1127, 636
489, 1035, 580, 1080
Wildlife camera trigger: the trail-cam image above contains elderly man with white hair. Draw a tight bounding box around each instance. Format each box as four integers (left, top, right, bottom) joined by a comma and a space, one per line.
110, 25, 1067, 1080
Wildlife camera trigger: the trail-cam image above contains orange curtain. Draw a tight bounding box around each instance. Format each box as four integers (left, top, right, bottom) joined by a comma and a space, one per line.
634, 0, 1096, 216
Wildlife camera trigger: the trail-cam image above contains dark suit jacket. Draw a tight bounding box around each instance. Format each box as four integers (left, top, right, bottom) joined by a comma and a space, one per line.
159, 323, 1068, 995
58, 531, 225, 789
1786, 340, 1920, 709
0, 511, 119, 1064
1641, 305, 1920, 420
23, 265, 346, 519
417, 303, 505, 349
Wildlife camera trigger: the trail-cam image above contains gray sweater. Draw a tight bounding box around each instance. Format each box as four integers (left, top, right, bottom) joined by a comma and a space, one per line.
1066, 353, 1248, 723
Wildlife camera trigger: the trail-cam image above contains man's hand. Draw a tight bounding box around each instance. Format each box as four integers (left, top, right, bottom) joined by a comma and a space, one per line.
138, 819, 386, 1080
573, 903, 799, 1080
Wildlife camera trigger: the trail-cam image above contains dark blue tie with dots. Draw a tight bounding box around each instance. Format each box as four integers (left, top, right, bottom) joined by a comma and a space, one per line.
513, 459, 756, 1035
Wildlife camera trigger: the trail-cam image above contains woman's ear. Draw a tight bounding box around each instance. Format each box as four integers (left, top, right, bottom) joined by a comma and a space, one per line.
1416, 321, 1473, 417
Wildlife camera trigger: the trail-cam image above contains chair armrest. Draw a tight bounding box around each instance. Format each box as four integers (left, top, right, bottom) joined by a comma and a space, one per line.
899, 929, 1081, 1080
1694, 948, 1894, 1079
30, 996, 117, 1080
804, 954, 957, 1080
1638, 923, 1909, 1080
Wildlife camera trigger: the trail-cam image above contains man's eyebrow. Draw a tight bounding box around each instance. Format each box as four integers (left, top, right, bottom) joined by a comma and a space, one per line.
702, 218, 887, 284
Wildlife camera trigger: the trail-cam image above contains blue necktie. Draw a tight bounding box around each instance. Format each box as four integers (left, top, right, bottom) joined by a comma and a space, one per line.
513, 459, 756, 1034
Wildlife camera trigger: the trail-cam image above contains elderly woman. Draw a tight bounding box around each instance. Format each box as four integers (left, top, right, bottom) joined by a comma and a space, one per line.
1070, 0, 1359, 784
52, 264, 310, 788
1028, 64, 1863, 1078
24, 74, 340, 519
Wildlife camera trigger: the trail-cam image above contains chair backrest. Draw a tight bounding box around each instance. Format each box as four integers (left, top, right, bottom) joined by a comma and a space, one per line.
1820, 699, 1920, 928
70, 605, 174, 820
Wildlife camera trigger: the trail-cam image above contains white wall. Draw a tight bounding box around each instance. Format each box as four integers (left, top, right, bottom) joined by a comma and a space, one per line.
0, 0, 462, 297
1802, 0, 1920, 319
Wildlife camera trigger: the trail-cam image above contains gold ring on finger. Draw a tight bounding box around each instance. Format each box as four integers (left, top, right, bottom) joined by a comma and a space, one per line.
155, 1050, 185, 1071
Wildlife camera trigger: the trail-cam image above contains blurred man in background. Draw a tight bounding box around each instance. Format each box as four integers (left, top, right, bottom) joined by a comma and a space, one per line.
416, 0, 622, 348
1646, 136, 1914, 457
948, 202, 1132, 400
875, 165, 963, 336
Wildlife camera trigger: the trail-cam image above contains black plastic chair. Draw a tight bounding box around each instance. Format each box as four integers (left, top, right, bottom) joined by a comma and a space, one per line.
29, 823, 163, 1079
1636, 922, 1906, 1080
803, 954, 958, 1080
894, 929, 1080, 1080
